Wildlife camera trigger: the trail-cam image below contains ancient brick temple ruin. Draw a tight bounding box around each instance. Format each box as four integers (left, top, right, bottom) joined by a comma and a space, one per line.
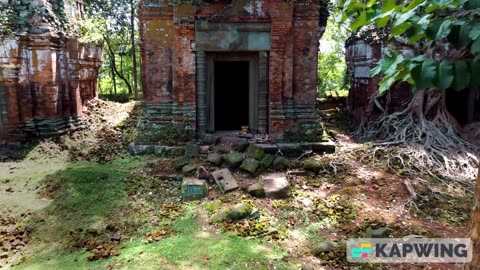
346, 29, 480, 125
0, 0, 102, 143
139, 0, 328, 141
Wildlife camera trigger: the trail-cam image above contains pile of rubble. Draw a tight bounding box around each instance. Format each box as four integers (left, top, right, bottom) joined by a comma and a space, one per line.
0, 211, 33, 267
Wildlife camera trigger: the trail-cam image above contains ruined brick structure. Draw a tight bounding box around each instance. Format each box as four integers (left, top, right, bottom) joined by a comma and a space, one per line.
0, 0, 102, 143
139, 0, 327, 140
346, 39, 412, 123
346, 38, 480, 125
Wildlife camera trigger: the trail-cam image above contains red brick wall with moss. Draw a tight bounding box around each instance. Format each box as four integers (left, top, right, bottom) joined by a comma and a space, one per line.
139, 0, 326, 140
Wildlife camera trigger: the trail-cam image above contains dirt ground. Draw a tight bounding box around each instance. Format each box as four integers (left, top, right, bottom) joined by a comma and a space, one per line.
0, 100, 474, 270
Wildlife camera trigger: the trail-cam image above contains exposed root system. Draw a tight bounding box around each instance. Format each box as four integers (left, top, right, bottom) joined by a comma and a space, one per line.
355, 89, 479, 191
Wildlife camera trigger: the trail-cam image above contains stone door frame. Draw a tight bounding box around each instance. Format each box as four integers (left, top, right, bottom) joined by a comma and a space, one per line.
196, 51, 268, 135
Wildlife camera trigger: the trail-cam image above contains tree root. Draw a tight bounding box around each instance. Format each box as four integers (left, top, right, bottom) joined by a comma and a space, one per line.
354, 89, 479, 191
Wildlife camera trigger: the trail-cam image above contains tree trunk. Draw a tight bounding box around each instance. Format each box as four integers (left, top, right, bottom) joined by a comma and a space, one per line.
466, 165, 480, 270
130, 0, 139, 100
110, 55, 117, 95
103, 34, 133, 94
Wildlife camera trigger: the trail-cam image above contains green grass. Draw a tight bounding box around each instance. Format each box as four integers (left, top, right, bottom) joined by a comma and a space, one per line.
31, 158, 144, 242
15, 158, 293, 270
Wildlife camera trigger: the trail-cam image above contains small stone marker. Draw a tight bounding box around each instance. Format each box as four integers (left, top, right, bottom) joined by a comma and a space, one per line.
181, 178, 208, 201
263, 173, 290, 199
211, 169, 239, 193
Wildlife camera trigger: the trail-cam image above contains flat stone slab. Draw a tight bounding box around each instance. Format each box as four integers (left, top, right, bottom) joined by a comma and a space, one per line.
128, 144, 154, 155
263, 173, 290, 199
254, 141, 335, 157
181, 178, 208, 201
211, 169, 239, 193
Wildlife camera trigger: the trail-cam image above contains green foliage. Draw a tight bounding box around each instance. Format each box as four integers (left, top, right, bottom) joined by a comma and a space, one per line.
80, 0, 141, 97
341, 0, 480, 92
318, 5, 349, 97
0, 0, 74, 35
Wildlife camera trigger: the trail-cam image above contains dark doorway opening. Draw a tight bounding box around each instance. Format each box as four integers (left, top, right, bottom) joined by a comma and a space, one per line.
214, 61, 250, 131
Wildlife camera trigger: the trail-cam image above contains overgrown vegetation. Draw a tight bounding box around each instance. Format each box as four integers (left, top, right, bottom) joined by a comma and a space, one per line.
317, 4, 349, 98
341, 0, 479, 189
80, 0, 140, 98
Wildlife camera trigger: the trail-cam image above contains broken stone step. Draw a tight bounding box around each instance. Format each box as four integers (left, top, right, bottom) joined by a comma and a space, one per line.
211, 169, 239, 193
181, 178, 208, 201
263, 173, 290, 199
254, 142, 336, 157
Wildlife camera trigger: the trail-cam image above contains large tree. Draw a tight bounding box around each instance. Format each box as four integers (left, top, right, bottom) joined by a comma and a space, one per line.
341, 0, 479, 267
341, 0, 479, 183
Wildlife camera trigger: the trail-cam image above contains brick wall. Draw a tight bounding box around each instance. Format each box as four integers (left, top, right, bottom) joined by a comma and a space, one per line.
139, 0, 326, 140
346, 40, 412, 123
0, 36, 102, 143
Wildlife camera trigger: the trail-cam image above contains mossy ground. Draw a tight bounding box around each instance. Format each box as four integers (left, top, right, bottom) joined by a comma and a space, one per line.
0, 102, 474, 270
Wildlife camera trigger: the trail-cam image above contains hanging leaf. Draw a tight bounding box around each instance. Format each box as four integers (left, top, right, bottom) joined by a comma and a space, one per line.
403, 0, 425, 12
379, 74, 397, 92
411, 59, 437, 89
466, 0, 480, 9
350, 11, 367, 31
459, 23, 473, 48
435, 20, 452, 39
434, 61, 454, 89
374, 10, 394, 28
471, 37, 480, 55
453, 60, 471, 90
469, 25, 480, 39
391, 22, 412, 36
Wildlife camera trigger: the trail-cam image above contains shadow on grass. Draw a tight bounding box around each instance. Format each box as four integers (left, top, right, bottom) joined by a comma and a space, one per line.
16, 157, 291, 270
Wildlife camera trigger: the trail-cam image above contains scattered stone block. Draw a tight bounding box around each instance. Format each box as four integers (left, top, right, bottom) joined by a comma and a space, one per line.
165, 146, 185, 157
246, 144, 265, 160
200, 145, 210, 154
232, 141, 250, 152
182, 164, 197, 174
211, 208, 229, 223
240, 158, 260, 174
272, 156, 289, 170
260, 154, 274, 169
128, 144, 154, 155
310, 141, 336, 154
211, 169, 239, 193
200, 134, 220, 145
185, 144, 200, 158
365, 227, 390, 238
310, 240, 338, 256
154, 146, 166, 156
247, 183, 265, 198
263, 173, 290, 199
302, 158, 329, 173
277, 143, 304, 156
228, 203, 253, 221
174, 156, 190, 170
223, 152, 244, 168
207, 153, 224, 166
181, 178, 209, 201
205, 199, 222, 212
196, 166, 209, 180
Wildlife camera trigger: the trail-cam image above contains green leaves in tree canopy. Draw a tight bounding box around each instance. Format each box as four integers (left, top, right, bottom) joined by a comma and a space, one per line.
341, 0, 480, 92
